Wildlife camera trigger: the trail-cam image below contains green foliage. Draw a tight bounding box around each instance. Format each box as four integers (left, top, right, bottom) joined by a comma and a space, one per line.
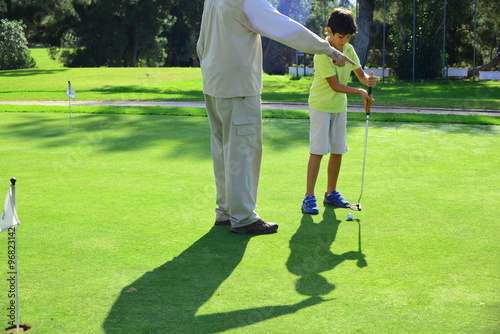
60, 0, 168, 67
0, 19, 35, 70
370, 0, 498, 75
1, 0, 498, 71
471, 1, 499, 69
389, 0, 444, 80
162, 0, 204, 67
442, 0, 475, 67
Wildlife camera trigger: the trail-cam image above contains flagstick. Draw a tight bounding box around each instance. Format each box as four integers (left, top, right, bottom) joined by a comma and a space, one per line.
2, 178, 23, 332
10, 179, 20, 332
68, 97, 72, 131
13, 226, 20, 332
66, 81, 76, 131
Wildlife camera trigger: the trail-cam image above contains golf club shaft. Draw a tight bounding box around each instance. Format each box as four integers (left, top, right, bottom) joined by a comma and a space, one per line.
357, 87, 372, 204
357, 114, 369, 204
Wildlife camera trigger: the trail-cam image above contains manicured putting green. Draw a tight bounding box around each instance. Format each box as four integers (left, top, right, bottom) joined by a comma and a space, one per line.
0, 112, 498, 333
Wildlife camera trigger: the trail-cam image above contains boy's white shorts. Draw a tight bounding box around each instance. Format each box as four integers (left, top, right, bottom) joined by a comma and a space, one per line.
309, 108, 348, 155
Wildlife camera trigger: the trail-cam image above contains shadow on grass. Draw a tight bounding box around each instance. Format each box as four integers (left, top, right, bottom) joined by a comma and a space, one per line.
102, 226, 328, 333
0, 113, 214, 158
0, 68, 69, 77
287, 207, 367, 296
1, 112, 496, 163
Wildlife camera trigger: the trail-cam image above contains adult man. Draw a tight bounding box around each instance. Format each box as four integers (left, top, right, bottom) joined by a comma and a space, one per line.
197, 0, 356, 234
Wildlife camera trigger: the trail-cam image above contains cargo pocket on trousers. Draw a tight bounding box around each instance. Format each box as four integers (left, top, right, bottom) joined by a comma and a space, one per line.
235, 124, 258, 136
231, 96, 260, 136
233, 113, 259, 136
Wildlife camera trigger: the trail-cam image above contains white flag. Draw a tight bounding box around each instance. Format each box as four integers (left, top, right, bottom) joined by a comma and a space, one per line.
0, 184, 21, 233
66, 81, 76, 99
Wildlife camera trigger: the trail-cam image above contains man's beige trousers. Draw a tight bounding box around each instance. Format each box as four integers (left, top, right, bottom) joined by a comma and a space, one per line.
205, 95, 262, 227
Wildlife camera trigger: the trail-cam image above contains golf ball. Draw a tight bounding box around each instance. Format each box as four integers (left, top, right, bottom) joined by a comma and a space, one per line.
347, 213, 353, 220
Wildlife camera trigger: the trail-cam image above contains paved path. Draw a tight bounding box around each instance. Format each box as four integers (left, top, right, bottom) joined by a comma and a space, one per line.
0, 100, 498, 117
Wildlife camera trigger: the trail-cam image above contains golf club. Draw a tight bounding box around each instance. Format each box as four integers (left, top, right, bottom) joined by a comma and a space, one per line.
348, 86, 373, 211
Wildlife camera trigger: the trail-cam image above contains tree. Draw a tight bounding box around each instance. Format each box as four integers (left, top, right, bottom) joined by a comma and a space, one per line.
48, 0, 204, 67
440, 0, 476, 70
369, 0, 497, 79
163, 0, 204, 67
0, 0, 71, 43
445, 0, 499, 73
0, 18, 35, 70
2, 0, 496, 73
262, 0, 355, 74
467, 52, 500, 78
262, 0, 316, 74
57, 0, 169, 67
389, 0, 444, 80
353, 0, 374, 67
477, 1, 500, 65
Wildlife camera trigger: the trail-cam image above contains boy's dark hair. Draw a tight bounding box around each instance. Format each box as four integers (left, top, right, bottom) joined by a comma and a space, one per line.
328, 8, 357, 35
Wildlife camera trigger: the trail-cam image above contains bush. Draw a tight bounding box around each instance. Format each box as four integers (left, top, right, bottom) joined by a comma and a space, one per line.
0, 19, 36, 70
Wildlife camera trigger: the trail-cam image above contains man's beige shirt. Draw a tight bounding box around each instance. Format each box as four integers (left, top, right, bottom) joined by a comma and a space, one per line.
197, 0, 338, 98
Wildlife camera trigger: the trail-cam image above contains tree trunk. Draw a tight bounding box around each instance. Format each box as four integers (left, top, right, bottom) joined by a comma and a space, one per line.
5, 0, 13, 15
130, 29, 138, 67
354, 0, 375, 67
125, 27, 139, 67
467, 52, 500, 78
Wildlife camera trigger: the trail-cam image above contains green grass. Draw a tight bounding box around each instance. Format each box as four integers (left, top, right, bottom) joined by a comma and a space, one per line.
30, 47, 65, 69
0, 112, 498, 333
0, 48, 498, 110
0, 66, 203, 101
0, 104, 498, 125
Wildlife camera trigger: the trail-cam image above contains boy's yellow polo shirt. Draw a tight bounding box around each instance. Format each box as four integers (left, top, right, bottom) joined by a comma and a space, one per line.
308, 42, 361, 113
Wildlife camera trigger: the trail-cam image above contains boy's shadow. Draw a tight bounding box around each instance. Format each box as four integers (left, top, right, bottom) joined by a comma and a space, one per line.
286, 207, 367, 296
102, 226, 327, 333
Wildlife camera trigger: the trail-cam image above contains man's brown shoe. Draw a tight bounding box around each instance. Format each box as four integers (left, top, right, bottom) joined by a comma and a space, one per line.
231, 219, 278, 234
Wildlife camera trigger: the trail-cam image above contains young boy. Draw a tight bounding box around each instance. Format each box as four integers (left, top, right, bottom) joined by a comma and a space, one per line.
301, 8, 377, 215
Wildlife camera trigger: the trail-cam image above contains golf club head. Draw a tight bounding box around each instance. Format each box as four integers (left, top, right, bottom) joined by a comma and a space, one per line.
347, 203, 362, 211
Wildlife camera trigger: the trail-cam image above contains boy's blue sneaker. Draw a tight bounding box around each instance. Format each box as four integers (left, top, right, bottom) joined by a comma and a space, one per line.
323, 191, 351, 208
301, 195, 319, 215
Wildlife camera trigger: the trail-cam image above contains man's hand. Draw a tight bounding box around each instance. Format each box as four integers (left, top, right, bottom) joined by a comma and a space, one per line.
329, 48, 357, 67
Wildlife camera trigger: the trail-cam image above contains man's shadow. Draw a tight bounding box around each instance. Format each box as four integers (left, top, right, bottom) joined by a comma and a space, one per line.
102, 226, 326, 333
287, 207, 367, 296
